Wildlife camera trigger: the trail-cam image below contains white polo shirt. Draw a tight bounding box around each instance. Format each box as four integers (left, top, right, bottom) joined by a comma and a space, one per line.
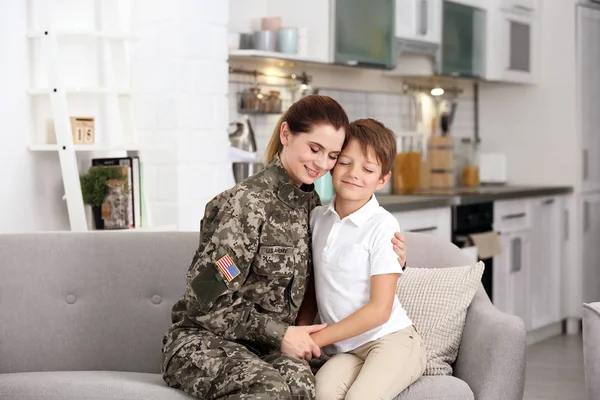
310, 195, 413, 354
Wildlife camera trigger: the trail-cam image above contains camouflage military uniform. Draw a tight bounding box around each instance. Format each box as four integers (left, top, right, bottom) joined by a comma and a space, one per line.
162, 156, 321, 400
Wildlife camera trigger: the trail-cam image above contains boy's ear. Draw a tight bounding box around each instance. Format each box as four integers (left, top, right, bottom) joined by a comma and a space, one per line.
376, 171, 392, 191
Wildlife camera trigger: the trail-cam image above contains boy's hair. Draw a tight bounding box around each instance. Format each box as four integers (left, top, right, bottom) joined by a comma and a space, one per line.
346, 118, 397, 177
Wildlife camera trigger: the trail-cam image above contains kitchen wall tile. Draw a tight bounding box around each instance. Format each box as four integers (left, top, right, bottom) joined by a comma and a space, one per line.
157, 95, 179, 130
147, 201, 179, 228
128, 1, 230, 229
131, 22, 160, 60
140, 165, 158, 203
213, 94, 230, 132
179, 0, 228, 25
180, 23, 228, 59
177, 130, 229, 165
177, 94, 226, 130
134, 0, 178, 22
141, 144, 178, 166
156, 166, 180, 202
180, 60, 228, 95
133, 95, 158, 130
131, 58, 179, 93
177, 201, 206, 232
451, 98, 475, 139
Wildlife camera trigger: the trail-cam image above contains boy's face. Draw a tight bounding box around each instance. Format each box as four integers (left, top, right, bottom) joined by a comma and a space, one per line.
331, 139, 391, 202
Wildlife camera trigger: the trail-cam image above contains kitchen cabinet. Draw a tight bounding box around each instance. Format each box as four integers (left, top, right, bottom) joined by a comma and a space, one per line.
582, 193, 600, 304
529, 196, 562, 330
395, 0, 442, 45
495, 228, 531, 330
494, 196, 568, 334
333, 0, 396, 68
485, 0, 539, 84
229, 0, 396, 68
441, 0, 486, 77
580, 7, 600, 193
493, 199, 532, 327
392, 207, 451, 243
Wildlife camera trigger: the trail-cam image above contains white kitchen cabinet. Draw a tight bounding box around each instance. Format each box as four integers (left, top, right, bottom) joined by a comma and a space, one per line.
392, 207, 451, 243
493, 199, 531, 325
495, 228, 531, 330
495, 196, 567, 333
529, 196, 563, 330
582, 193, 600, 304
395, 0, 442, 44
580, 7, 600, 193
485, 0, 539, 84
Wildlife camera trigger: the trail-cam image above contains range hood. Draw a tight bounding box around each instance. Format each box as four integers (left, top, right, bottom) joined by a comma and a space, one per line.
385, 38, 440, 77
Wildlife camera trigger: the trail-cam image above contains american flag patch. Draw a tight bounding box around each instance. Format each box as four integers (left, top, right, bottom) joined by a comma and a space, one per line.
215, 254, 240, 282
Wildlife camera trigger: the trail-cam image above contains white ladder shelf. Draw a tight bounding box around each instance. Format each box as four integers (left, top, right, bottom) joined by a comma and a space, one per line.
27, 1, 144, 231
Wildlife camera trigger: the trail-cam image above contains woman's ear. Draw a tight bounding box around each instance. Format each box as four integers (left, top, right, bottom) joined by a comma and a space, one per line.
376, 171, 392, 191
280, 121, 290, 146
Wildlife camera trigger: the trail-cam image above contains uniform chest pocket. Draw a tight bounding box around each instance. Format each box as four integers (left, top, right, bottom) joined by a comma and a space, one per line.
254, 245, 297, 276
251, 245, 296, 313
336, 244, 370, 271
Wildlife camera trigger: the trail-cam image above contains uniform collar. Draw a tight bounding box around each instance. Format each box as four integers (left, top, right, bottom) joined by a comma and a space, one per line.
326, 195, 380, 226
264, 155, 315, 209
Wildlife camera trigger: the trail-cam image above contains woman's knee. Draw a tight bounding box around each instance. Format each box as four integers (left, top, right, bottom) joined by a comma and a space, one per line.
248, 368, 293, 399
263, 353, 315, 399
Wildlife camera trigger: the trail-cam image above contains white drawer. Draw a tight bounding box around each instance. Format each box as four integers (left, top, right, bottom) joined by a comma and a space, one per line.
393, 207, 451, 242
494, 199, 531, 232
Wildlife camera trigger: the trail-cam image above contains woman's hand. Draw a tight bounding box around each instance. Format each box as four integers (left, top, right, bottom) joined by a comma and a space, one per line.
280, 324, 326, 360
392, 232, 406, 269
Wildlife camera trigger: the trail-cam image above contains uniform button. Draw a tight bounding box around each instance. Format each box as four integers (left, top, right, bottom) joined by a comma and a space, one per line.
151, 295, 162, 305
66, 294, 77, 304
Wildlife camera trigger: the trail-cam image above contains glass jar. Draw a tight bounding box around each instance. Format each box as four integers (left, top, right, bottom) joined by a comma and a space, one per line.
240, 87, 262, 112
461, 141, 480, 187
265, 90, 282, 113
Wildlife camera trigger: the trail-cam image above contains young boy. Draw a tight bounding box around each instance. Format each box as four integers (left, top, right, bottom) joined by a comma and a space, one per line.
307, 119, 426, 400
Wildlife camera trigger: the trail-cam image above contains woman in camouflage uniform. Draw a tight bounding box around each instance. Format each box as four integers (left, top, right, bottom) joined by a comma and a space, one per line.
161, 95, 405, 400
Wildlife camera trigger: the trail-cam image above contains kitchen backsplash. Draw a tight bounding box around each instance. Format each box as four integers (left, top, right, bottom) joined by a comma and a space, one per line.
228, 82, 476, 159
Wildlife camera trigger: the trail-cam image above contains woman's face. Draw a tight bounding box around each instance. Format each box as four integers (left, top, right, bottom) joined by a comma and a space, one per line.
280, 122, 345, 186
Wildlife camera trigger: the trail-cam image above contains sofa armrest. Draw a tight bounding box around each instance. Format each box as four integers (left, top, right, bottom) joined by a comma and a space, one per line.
454, 289, 527, 400
583, 302, 600, 400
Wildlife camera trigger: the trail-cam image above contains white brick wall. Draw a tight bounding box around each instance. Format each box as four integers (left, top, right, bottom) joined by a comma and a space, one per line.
133, 0, 230, 231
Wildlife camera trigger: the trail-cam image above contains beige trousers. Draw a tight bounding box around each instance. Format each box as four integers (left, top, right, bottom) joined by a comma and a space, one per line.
315, 325, 426, 400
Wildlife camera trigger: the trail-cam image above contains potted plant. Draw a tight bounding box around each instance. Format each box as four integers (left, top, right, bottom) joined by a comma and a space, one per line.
80, 166, 128, 229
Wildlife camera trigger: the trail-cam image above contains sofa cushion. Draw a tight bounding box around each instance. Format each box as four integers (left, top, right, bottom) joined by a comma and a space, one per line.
395, 376, 474, 400
0, 371, 194, 400
396, 262, 485, 376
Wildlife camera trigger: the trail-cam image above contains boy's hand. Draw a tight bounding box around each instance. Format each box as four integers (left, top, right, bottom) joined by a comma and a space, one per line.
392, 232, 406, 269
280, 324, 326, 360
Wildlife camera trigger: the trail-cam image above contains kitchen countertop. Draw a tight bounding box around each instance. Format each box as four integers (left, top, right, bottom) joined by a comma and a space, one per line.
375, 185, 574, 212
375, 195, 454, 212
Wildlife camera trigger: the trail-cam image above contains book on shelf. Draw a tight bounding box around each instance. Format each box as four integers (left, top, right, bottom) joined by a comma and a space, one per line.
92, 156, 141, 228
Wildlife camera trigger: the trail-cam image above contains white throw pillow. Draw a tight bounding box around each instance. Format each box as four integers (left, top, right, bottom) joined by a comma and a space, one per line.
396, 261, 485, 376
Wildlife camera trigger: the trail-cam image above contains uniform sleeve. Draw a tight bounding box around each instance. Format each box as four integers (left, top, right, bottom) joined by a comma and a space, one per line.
369, 216, 403, 276
185, 194, 289, 350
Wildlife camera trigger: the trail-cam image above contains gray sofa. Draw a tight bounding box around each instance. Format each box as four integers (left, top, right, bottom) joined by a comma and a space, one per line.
0, 231, 526, 400
583, 302, 600, 400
